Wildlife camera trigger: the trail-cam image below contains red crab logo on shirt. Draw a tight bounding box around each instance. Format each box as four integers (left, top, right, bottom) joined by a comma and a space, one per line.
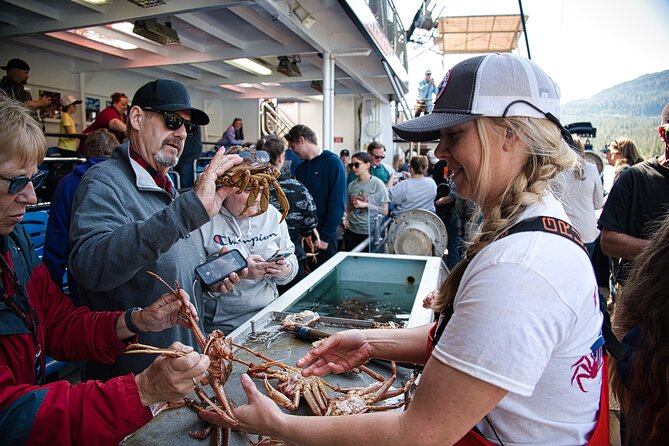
570, 347, 603, 393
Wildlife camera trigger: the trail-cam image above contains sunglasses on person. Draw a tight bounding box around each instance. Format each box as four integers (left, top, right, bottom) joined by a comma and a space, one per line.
0, 171, 46, 195
142, 108, 197, 136
370, 154, 385, 160
349, 162, 365, 169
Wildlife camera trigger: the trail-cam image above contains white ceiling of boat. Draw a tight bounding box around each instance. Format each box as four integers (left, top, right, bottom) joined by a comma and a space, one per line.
0, 0, 398, 101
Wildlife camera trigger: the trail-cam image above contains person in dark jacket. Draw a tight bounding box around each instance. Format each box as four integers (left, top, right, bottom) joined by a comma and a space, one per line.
43, 129, 118, 304
0, 95, 210, 446
258, 134, 318, 291
285, 124, 346, 266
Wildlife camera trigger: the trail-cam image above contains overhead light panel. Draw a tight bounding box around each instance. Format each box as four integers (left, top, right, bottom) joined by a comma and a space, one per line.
126, 0, 165, 7
68, 28, 138, 50
289, 0, 316, 28
225, 58, 272, 76
277, 55, 302, 77
80, 0, 112, 5
133, 19, 180, 45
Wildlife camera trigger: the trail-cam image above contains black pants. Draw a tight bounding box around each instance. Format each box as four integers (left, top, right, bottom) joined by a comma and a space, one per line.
343, 230, 368, 251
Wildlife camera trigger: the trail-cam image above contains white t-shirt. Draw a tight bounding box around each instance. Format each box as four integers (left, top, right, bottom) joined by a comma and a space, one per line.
388, 176, 437, 213
557, 163, 605, 243
432, 193, 603, 445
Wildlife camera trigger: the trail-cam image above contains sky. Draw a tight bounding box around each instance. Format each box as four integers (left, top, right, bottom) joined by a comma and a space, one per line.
395, 0, 669, 105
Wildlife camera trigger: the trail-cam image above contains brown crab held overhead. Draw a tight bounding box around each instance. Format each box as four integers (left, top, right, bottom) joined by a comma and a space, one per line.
216, 146, 289, 222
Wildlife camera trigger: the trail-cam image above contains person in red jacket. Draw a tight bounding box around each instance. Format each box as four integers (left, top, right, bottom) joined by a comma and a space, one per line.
0, 96, 211, 445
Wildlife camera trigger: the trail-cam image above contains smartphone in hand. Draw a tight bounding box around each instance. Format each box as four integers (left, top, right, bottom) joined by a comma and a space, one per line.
195, 249, 248, 287
266, 249, 292, 262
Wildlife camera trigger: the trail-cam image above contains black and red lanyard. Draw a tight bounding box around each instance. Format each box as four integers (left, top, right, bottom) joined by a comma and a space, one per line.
0, 253, 45, 385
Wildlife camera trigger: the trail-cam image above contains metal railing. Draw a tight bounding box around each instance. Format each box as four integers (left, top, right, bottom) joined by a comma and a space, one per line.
366, 0, 408, 72
261, 101, 296, 138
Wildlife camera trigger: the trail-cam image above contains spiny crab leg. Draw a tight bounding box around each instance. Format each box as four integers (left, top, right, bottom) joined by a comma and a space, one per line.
146, 271, 207, 350
123, 343, 189, 357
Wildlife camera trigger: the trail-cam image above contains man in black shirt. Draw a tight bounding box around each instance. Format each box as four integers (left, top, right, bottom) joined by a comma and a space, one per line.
598, 102, 669, 294
0, 58, 51, 111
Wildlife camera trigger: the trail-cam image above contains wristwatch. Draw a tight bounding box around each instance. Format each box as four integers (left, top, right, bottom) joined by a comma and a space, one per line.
124, 307, 145, 334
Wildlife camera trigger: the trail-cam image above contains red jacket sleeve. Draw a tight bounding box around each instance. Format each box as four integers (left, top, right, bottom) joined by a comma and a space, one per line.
0, 365, 152, 445
0, 255, 152, 444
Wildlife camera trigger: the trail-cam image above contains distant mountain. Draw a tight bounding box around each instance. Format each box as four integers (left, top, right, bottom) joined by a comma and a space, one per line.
561, 70, 669, 158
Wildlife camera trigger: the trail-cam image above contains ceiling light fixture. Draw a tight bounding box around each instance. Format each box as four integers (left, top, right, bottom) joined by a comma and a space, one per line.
68, 28, 138, 50
133, 19, 180, 45
126, 0, 165, 7
289, 0, 316, 28
277, 55, 302, 77
80, 0, 113, 5
225, 58, 272, 76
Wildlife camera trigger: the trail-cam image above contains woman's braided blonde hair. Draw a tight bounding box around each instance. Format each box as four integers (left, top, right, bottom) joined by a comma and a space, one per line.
431, 116, 577, 312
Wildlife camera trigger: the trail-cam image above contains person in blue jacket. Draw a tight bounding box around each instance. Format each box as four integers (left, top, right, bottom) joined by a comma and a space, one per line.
43, 129, 118, 304
285, 124, 346, 266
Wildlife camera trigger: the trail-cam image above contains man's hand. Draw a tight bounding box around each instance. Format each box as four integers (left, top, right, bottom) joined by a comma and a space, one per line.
136, 288, 199, 332
135, 342, 210, 406
194, 150, 243, 217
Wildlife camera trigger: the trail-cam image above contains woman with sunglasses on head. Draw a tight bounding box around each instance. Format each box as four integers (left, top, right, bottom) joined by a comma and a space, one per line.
199, 54, 609, 446
604, 138, 644, 183
343, 152, 389, 251
196, 145, 298, 335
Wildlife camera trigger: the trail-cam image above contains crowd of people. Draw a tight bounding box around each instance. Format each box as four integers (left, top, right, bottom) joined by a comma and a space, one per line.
1, 52, 668, 446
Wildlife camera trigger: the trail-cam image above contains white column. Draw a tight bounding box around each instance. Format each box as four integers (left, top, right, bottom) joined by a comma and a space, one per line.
322, 51, 334, 151
78, 72, 87, 132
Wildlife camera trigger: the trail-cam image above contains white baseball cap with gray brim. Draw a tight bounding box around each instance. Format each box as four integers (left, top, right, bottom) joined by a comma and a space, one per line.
394, 53, 564, 143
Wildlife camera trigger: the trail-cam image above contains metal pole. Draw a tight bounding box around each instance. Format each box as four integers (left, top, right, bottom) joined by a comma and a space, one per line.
322, 52, 334, 150
518, 0, 531, 60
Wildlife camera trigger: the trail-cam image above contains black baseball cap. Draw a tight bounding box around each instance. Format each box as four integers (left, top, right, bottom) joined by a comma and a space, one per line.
340, 149, 350, 156
394, 53, 562, 142
131, 79, 209, 125
2, 58, 30, 71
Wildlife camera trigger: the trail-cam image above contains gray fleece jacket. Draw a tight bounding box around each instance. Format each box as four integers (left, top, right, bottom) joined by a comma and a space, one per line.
69, 142, 210, 380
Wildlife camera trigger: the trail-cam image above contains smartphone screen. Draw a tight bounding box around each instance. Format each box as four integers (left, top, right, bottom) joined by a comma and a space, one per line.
195, 249, 248, 287
266, 249, 291, 262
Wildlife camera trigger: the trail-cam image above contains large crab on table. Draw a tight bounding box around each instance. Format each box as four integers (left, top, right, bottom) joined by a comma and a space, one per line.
233, 344, 390, 416
325, 361, 415, 416
215, 147, 289, 222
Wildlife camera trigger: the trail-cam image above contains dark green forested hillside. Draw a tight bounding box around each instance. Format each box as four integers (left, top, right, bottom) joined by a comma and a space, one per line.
562, 70, 669, 159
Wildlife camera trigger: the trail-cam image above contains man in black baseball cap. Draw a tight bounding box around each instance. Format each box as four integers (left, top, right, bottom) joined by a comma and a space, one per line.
68, 79, 244, 381
0, 58, 51, 110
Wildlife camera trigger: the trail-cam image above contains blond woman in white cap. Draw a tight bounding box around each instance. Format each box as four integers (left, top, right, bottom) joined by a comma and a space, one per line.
201, 54, 610, 446
57, 95, 82, 156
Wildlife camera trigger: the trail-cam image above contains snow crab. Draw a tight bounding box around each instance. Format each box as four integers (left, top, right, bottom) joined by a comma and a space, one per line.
215, 147, 289, 222
146, 272, 238, 427
324, 362, 415, 416
233, 343, 344, 416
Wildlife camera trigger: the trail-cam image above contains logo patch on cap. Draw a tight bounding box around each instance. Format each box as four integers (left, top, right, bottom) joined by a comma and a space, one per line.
435, 69, 451, 102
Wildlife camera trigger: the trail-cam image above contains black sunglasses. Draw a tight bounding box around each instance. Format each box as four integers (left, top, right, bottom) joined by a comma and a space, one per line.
349, 162, 363, 168
143, 108, 197, 136
0, 171, 46, 195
